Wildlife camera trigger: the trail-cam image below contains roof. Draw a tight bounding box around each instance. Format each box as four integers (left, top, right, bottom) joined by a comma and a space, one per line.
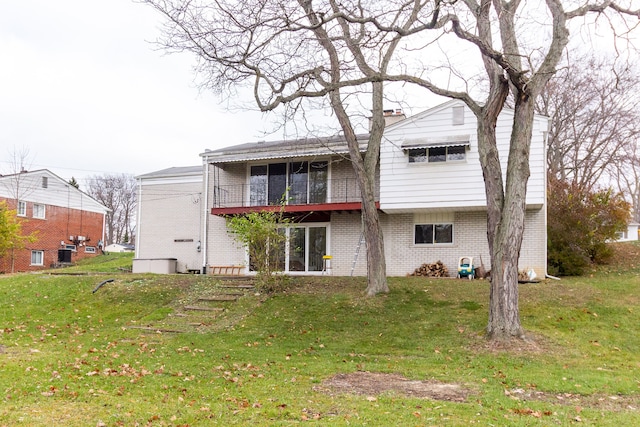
0, 169, 109, 213
136, 166, 202, 179
201, 134, 370, 164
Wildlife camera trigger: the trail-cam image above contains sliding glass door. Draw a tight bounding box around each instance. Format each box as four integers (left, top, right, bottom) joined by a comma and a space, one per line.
250, 161, 328, 206
248, 225, 328, 273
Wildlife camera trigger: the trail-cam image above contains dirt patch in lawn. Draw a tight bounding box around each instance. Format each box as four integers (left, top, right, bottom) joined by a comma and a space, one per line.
315, 372, 472, 402
505, 388, 639, 412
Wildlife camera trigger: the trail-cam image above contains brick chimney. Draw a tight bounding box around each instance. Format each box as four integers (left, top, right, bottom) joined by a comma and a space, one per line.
370, 109, 406, 130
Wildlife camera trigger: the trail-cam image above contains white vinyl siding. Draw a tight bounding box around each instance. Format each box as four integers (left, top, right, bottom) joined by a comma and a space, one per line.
0, 171, 107, 214
379, 101, 547, 213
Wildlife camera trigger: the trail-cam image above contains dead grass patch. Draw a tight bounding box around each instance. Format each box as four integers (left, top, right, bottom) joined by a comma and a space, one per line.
316, 371, 472, 402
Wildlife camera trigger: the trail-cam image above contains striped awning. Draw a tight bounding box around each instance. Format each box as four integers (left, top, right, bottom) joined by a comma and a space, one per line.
401, 135, 471, 150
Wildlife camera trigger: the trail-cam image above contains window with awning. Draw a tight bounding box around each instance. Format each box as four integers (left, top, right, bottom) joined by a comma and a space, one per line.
402, 137, 470, 163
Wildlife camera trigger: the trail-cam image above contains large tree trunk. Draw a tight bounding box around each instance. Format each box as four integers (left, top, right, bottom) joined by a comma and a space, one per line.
330, 86, 388, 296
484, 95, 535, 340
360, 161, 387, 296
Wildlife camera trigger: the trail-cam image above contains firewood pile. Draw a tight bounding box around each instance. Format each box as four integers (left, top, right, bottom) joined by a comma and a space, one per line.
409, 261, 449, 277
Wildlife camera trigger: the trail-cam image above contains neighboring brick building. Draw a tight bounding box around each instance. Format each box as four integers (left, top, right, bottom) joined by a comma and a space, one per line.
0, 169, 108, 273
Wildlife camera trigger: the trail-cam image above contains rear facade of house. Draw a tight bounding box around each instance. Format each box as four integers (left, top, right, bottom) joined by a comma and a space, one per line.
136, 100, 548, 277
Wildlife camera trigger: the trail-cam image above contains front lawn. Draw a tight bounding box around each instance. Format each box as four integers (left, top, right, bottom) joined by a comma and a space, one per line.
0, 244, 638, 426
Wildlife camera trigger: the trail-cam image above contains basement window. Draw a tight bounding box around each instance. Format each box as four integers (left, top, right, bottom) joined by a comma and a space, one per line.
31, 250, 44, 266
415, 224, 453, 245
85, 246, 96, 253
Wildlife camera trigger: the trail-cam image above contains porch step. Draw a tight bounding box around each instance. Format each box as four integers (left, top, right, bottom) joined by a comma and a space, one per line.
126, 325, 186, 333
183, 305, 225, 312
219, 284, 255, 289
198, 295, 239, 302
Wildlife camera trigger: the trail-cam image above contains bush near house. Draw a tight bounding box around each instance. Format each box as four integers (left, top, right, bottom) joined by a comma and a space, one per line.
547, 177, 630, 276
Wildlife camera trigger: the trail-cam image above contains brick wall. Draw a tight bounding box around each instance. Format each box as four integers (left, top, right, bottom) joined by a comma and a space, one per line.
329, 208, 547, 277
0, 200, 105, 273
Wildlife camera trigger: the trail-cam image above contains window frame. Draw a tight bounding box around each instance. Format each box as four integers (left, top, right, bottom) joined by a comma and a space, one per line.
247, 223, 330, 274
17, 201, 26, 216
414, 223, 454, 245
248, 160, 329, 206
32, 203, 46, 219
408, 145, 467, 164
31, 250, 44, 266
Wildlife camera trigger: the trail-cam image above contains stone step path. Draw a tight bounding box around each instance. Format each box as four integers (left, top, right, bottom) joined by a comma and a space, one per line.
129, 277, 256, 333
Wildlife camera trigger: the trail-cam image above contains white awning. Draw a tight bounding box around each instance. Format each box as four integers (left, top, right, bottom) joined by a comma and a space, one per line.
401, 135, 471, 150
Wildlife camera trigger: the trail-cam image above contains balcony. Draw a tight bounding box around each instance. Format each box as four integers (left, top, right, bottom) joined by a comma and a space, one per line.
211, 178, 378, 216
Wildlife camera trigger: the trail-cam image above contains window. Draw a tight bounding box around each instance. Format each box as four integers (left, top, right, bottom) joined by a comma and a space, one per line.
33, 203, 45, 219
250, 161, 328, 206
452, 106, 465, 125
85, 246, 96, 253
408, 145, 466, 163
65, 244, 77, 252
42, 176, 48, 188
31, 250, 44, 266
415, 223, 453, 245
17, 201, 26, 216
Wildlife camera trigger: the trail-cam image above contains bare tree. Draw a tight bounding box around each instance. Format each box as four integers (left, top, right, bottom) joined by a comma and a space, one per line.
0, 146, 38, 272
537, 54, 640, 191
0, 146, 36, 209
145, 0, 448, 296
379, 0, 639, 339
145, 0, 639, 340
86, 174, 137, 246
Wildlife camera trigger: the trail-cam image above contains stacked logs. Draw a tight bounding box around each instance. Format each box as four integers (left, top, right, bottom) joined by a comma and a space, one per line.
409, 261, 449, 277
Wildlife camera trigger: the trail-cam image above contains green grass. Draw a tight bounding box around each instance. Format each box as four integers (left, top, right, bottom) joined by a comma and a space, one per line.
60, 252, 134, 273
1, 247, 639, 426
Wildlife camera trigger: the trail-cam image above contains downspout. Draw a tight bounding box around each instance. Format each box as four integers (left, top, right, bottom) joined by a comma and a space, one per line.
134, 178, 142, 259
101, 208, 107, 254
202, 158, 210, 274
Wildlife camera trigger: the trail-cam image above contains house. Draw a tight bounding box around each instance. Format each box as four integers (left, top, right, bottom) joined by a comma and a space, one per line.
616, 222, 639, 242
0, 169, 109, 272
134, 166, 203, 273
135, 100, 548, 277
104, 243, 135, 253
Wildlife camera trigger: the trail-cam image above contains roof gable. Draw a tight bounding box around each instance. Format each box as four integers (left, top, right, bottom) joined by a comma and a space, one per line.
0, 169, 108, 214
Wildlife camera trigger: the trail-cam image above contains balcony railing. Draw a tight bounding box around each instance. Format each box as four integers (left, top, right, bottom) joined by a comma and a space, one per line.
212, 178, 364, 209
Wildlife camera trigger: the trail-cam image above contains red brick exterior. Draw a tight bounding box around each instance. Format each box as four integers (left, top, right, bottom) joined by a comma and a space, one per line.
0, 199, 105, 273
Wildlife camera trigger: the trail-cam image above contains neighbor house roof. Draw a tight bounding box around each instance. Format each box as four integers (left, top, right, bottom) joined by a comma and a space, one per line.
201, 134, 370, 164
136, 166, 202, 180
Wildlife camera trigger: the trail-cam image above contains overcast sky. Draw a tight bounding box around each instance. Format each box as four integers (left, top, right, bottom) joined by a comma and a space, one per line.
0, 0, 269, 187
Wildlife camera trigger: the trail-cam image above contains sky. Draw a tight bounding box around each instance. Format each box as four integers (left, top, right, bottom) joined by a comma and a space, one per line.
0, 0, 268, 188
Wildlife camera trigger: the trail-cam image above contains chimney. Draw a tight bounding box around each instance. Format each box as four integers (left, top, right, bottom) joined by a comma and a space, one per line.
370, 109, 406, 130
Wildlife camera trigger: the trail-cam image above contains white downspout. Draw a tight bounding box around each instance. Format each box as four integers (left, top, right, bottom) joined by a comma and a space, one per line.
202, 157, 210, 274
